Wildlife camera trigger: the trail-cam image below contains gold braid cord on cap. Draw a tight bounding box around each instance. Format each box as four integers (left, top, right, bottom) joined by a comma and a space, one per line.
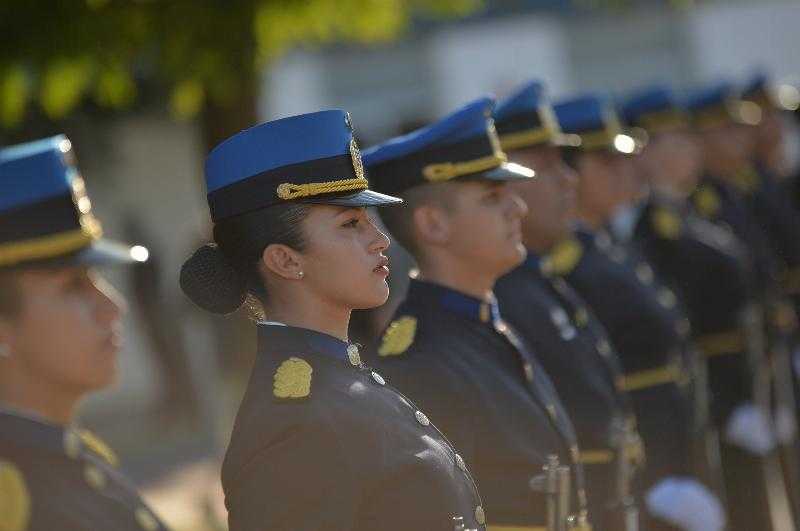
276, 177, 369, 200
0, 219, 102, 267
422, 153, 507, 182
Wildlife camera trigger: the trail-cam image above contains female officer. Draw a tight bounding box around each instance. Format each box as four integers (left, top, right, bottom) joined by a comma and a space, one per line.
179, 110, 486, 531
0, 135, 166, 530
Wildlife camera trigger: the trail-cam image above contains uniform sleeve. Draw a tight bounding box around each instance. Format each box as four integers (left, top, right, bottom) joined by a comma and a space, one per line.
224, 413, 358, 531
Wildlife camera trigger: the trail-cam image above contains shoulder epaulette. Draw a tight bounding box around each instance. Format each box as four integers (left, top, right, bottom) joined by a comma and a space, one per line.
693, 184, 721, 218
378, 316, 418, 357
651, 207, 682, 240
0, 460, 31, 531
273, 357, 313, 399
542, 237, 583, 276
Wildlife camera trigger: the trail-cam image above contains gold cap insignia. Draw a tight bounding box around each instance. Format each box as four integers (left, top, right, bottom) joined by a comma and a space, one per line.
0, 460, 31, 531
273, 357, 313, 399
79, 429, 119, 468
652, 208, 681, 240
542, 237, 583, 276
350, 139, 365, 181
693, 185, 721, 218
378, 316, 418, 357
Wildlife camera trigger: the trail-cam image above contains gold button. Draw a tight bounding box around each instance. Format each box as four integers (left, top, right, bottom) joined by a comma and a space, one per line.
84, 465, 106, 490
347, 344, 361, 366
455, 453, 467, 472
63, 430, 81, 459
415, 410, 430, 426
135, 507, 160, 531
475, 505, 486, 525
371, 371, 385, 386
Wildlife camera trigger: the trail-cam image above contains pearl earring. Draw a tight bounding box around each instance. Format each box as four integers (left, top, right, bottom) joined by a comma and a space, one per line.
297, 271, 304, 278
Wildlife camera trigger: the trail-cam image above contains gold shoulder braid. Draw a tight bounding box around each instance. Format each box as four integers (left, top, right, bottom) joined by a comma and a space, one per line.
542, 237, 583, 276
273, 357, 313, 399
378, 316, 418, 357
78, 430, 119, 468
0, 460, 31, 531
652, 208, 681, 240
693, 185, 721, 218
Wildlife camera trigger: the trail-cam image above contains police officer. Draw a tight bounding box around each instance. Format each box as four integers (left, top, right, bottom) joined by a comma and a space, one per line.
490, 80, 641, 531
179, 111, 487, 531
364, 96, 592, 530
548, 93, 725, 531
0, 136, 165, 531
687, 79, 800, 527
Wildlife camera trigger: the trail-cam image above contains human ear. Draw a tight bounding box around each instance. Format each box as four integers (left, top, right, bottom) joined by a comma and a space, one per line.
412, 204, 451, 247
261, 244, 305, 281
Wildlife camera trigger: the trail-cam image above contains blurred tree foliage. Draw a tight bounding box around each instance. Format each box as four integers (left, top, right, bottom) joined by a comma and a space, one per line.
0, 0, 480, 135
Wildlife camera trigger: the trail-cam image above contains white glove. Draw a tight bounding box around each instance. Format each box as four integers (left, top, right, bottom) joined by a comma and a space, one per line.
724, 402, 776, 455
775, 405, 797, 444
645, 477, 725, 531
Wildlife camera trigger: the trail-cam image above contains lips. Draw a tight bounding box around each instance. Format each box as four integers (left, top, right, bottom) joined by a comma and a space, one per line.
374, 256, 390, 275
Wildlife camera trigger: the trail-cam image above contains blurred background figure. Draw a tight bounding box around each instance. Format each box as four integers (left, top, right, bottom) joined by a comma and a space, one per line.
0, 135, 163, 531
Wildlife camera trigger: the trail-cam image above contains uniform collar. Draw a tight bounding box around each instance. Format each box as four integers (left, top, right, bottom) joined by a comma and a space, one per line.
521, 250, 545, 276
0, 410, 73, 456
407, 279, 499, 324
257, 323, 357, 363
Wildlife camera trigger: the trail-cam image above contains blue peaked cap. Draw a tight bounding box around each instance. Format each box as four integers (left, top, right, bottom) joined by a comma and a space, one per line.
620, 84, 691, 133
0, 135, 145, 267
494, 81, 546, 123
204, 110, 401, 222
0, 135, 76, 214
685, 81, 736, 113
554, 93, 644, 153
206, 110, 353, 193
553, 94, 611, 134
363, 96, 535, 197
362, 96, 495, 167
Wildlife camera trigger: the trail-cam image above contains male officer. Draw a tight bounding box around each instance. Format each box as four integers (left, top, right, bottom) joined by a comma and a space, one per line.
491, 81, 641, 531
687, 80, 800, 527
0, 136, 165, 531
547, 93, 725, 531
364, 96, 592, 530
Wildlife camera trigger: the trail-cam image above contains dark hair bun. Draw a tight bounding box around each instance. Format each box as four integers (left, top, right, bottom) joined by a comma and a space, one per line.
180, 244, 247, 314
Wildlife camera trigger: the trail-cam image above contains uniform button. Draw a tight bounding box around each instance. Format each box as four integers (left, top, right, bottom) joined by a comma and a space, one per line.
636, 263, 653, 284
135, 507, 160, 531
455, 453, 467, 472
550, 307, 569, 327
570, 445, 580, 463
84, 464, 106, 490
475, 505, 486, 525
575, 308, 589, 327
658, 289, 677, 308
523, 363, 534, 382
596, 340, 611, 356
347, 344, 361, 367
63, 429, 81, 459
371, 371, 385, 386
415, 410, 430, 426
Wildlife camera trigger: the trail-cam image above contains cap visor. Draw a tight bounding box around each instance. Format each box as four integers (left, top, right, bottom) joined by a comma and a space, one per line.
52, 239, 149, 267
478, 162, 536, 182
304, 189, 403, 208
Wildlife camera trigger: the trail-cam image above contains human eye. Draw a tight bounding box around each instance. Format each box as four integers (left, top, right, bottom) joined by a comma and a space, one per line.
342, 217, 360, 228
